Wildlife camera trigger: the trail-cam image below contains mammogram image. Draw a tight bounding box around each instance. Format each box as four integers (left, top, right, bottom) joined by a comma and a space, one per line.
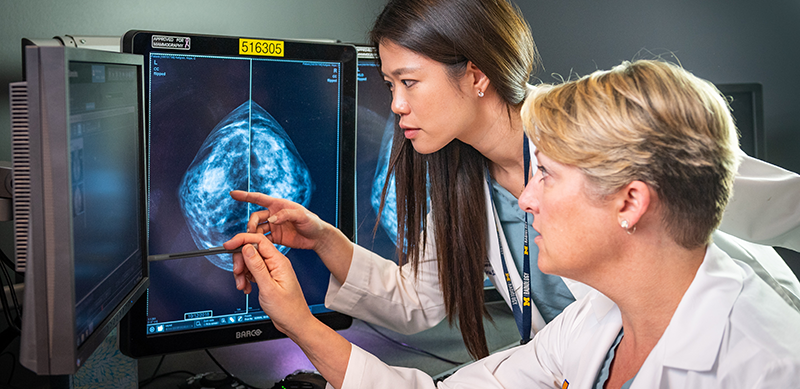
369, 114, 398, 245
179, 100, 313, 271
145, 53, 341, 322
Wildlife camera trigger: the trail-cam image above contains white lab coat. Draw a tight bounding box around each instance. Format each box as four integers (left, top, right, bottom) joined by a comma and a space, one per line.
325, 151, 800, 338
337, 244, 800, 388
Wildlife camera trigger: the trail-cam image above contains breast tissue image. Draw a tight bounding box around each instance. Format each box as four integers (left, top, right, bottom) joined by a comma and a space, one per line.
178, 100, 313, 271
369, 113, 399, 245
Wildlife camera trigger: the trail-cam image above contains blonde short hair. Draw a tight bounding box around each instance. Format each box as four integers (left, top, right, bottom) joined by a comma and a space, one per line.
522, 60, 740, 249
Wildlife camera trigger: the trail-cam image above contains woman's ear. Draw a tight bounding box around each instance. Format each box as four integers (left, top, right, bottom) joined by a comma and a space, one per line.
466, 61, 490, 96
616, 181, 651, 229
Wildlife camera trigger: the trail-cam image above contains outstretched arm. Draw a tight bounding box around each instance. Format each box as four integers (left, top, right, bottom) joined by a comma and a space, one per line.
224, 233, 351, 388
234, 190, 449, 336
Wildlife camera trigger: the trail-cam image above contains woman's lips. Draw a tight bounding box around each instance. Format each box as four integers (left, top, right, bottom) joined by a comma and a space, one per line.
404, 128, 420, 139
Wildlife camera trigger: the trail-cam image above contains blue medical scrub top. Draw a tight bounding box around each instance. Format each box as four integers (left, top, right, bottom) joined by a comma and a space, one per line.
593, 329, 636, 389
490, 179, 575, 323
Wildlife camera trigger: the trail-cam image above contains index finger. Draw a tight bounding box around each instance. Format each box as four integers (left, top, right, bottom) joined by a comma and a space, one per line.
230, 190, 280, 208
224, 232, 279, 257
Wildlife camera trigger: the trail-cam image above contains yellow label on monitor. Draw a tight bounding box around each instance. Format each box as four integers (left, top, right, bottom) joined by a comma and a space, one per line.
239, 39, 284, 57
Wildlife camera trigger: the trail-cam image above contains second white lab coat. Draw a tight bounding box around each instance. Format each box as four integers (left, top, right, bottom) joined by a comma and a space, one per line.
338, 244, 800, 389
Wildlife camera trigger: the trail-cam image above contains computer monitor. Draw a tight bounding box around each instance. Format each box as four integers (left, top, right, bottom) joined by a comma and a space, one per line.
10, 44, 149, 375
354, 46, 400, 261
118, 31, 355, 357
716, 83, 765, 159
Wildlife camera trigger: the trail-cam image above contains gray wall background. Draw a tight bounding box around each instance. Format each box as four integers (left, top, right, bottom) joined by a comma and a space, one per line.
1, 0, 798, 278
520, 0, 800, 173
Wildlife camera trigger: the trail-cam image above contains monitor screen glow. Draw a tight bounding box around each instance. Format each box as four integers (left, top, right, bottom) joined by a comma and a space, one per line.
355, 49, 399, 261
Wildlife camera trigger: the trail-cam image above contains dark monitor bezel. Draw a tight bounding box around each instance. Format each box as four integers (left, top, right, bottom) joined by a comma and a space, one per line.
118, 30, 355, 358
716, 83, 765, 159
16, 44, 149, 375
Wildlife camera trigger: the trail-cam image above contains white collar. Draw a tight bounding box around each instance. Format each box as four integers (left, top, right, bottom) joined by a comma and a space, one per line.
657, 244, 744, 370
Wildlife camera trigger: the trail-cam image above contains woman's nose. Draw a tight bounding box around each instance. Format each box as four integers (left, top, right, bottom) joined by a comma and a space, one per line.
518, 172, 540, 215
391, 91, 409, 115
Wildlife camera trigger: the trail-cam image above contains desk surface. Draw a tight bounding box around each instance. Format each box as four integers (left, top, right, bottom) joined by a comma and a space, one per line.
137, 300, 519, 388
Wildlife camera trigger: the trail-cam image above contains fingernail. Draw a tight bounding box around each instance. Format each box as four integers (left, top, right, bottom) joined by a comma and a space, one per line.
242, 244, 255, 258
267, 216, 277, 223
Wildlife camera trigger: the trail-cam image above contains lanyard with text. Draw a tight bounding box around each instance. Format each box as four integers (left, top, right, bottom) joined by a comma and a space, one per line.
487, 134, 532, 344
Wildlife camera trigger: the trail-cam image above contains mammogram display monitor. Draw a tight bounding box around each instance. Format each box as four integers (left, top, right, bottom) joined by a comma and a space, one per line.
118, 31, 355, 356
11, 45, 149, 375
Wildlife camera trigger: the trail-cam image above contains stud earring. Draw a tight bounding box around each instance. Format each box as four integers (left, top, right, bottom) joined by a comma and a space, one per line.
621, 220, 636, 235
478, 90, 484, 97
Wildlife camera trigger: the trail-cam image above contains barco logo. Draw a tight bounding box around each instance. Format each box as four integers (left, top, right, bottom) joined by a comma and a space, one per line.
236, 329, 263, 339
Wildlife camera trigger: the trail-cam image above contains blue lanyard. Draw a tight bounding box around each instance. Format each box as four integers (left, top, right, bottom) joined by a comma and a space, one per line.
486, 134, 531, 344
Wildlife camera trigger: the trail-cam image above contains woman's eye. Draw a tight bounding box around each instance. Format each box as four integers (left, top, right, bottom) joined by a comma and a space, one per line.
384, 80, 394, 91
401, 79, 416, 88
537, 165, 549, 180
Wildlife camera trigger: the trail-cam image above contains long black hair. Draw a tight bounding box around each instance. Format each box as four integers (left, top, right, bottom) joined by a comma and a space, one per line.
370, 0, 539, 359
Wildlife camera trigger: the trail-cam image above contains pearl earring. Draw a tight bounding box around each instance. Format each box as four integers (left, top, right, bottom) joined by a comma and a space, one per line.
478, 90, 484, 97
621, 220, 636, 235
